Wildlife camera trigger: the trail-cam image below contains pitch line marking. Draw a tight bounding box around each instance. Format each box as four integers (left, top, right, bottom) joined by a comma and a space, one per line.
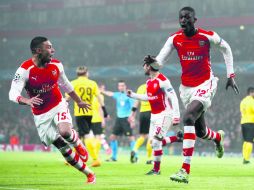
0, 187, 40, 190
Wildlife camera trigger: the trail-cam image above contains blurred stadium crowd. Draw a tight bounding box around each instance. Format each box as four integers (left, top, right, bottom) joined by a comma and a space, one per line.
0, 0, 254, 152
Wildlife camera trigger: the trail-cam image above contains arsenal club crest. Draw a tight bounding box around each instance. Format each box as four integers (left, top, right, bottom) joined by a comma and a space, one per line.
52, 69, 57, 76
199, 40, 205, 46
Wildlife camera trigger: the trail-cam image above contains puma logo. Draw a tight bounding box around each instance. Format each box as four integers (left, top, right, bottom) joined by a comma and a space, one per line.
31, 76, 37, 80
177, 42, 182, 46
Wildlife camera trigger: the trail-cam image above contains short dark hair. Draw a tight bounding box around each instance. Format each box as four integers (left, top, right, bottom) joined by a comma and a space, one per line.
247, 87, 254, 95
118, 80, 125, 84
30, 36, 48, 54
180, 6, 196, 16
143, 62, 159, 71
76, 66, 88, 76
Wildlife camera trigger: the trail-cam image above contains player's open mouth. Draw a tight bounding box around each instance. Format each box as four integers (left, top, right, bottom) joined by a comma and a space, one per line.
181, 24, 187, 29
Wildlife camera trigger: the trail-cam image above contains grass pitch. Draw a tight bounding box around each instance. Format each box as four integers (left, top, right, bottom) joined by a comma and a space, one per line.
0, 152, 253, 190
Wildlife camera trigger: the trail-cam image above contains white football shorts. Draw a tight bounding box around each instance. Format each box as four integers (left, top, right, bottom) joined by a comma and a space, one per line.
149, 110, 173, 140
33, 99, 72, 146
179, 76, 219, 112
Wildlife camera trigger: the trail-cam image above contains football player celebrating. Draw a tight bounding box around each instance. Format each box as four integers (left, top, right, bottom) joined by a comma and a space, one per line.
127, 58, 180, 175
9, 36, 96, 184
144, 7, 239, 183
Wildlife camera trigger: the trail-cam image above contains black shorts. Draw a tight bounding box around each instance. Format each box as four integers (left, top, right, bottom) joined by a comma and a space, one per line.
91, 122, 103, 135
242, 123, 254, 142
113, 117, 132, 136
139, 111, 151, 134
75, 116, 92, 136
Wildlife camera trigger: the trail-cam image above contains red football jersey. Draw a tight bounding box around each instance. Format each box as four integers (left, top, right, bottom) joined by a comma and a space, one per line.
156, 28, 234, 87
9, 58, 73, 115
146, 73, 172, 114
173, 28, 213, 86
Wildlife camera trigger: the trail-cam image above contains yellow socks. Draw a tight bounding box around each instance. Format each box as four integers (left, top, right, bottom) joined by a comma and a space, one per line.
85, 138, 96, 161
95, 138, 101, 160
134, 136, 145, 152
243, 141, 253, 161
146, 140, 152, 160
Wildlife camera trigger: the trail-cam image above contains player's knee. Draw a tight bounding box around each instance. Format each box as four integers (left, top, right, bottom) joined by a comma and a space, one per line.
57, 124, 72, 139
195, 129, 206, 138
183, 113, 195, 125
195, 122, 207, 138
59, 128, 71, 139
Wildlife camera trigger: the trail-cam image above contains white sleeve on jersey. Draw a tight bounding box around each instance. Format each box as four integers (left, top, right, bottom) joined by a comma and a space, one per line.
129, 92, 149, 101
156, 35, 175, 66
9, 67, 28, 103
57, 63, 74, 93
160, 79, 180, 119
209, 32, 234, 78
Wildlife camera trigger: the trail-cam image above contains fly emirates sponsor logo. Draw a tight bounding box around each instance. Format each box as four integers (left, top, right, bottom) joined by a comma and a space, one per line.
33, 83, 57, 94
147, 93, 158, 100
181, 51, 203, 61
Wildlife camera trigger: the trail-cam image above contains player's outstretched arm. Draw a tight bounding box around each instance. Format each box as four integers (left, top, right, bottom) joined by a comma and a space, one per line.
127, 90, 148, 101
155, 35, 175, 66
211, 32, 238, 94
101, 90, 114, 97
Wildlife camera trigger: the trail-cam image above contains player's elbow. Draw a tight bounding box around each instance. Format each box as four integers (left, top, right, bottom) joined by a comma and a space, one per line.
62, 86, 74, 94
220, 40, 232, 53
9, 90, 17, 103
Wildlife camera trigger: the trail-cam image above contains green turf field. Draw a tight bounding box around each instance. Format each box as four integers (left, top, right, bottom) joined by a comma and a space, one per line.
0, 152, 253, 190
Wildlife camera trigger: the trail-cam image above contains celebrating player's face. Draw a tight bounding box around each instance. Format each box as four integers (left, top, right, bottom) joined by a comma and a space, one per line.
179, 10, 196, 33
143, 63, 150, 76
38, 40, 55, 65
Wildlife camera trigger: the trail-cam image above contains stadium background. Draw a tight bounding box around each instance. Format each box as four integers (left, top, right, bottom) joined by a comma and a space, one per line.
0, 0, 253, 153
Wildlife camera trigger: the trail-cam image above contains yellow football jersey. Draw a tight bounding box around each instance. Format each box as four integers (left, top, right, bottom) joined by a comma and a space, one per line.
91, 94, 104, 123
136, 84, 151, 112
70, 76, 99, 116
240, 96, 254, 124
